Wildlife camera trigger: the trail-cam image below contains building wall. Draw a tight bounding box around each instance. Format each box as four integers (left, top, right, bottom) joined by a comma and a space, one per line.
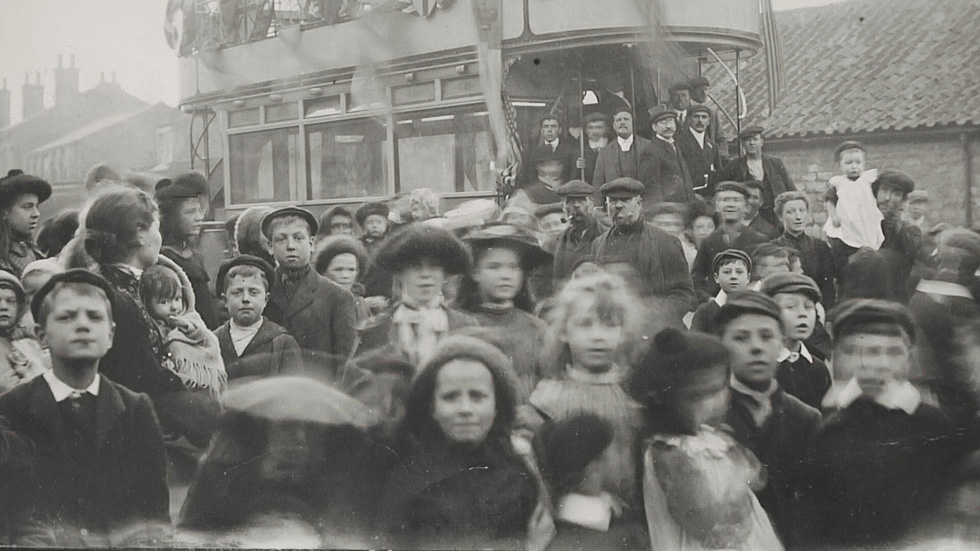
764, 129, 980, 233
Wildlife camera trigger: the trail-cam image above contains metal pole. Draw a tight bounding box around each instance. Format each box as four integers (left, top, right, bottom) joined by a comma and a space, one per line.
964, 132, 974, 227
735, 48, 742, 151
629, 45, 637, 122
578, 54, 586, 181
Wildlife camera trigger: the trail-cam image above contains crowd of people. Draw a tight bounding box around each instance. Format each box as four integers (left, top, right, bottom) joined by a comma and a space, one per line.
0, 82, 979, 550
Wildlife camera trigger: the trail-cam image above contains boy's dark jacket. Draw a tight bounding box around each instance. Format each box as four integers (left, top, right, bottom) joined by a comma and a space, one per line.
215, 318, 304, 381
0, 376, 170, 545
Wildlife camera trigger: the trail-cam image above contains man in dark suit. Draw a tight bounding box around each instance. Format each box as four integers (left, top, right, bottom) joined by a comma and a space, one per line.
592, 178, 697, 324
675, 104, 721, 197
263, 207, 358, 370
645, 105, 695, 206
713, 126, 796, 228
692, 181, 770, 299
689, 76, 729, 160
522, 114, 580, 185
592, 108, 654, 203
0, 270, 170, 547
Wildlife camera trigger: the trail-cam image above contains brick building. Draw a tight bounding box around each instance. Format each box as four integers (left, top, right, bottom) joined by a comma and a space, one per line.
701, 0, 980, 231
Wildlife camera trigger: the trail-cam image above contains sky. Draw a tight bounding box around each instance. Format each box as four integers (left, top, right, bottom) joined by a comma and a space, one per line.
0, 0, 849, 125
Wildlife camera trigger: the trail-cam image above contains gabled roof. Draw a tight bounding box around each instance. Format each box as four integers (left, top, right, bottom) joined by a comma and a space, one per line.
701, 0, 980, 139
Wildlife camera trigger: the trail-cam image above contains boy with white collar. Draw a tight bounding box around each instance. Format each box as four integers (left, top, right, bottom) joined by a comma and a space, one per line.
802, 299, 955, 548
689, 249, 751, 334
760, 272, 831, 410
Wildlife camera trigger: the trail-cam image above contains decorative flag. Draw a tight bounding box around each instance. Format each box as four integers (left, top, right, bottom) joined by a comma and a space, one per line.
760, 0, 785, 112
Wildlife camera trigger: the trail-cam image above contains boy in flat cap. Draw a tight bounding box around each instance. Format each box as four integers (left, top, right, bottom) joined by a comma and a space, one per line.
214, 254, 303, 382
690, 249, 751, 334
760, 272, 831, 410
264, 207, 358, 371
552, 180, 608, 286
0, 170, 51, 278
592, 178, 696, 322
712, 126, 796, 228
675, 104, 722, 195
691, 181, 769, 299
0, 269, 170, 547
802, 299, 955, 547
646, 106, 695, 205
717, 291, 821, 548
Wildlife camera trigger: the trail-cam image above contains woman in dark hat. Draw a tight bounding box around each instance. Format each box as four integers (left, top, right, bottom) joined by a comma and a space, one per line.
355, 225, 478, 368
0, 170, 52, 278
156, 172, 220, 329
380, 335, 538, 549
455, 223, 551, 398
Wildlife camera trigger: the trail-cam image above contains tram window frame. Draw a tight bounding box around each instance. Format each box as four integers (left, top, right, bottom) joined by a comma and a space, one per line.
228, 127, 302, 205
305, 117, 389, 201
392, 105, 497, 195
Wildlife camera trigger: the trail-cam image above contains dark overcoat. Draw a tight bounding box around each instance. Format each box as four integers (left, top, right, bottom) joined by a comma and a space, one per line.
675, 128, 721, 194
643, 137, 695, 205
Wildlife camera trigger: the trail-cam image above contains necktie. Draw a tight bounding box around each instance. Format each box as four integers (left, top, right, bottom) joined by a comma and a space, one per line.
787, 351, 801, 363
550, 140, 557, 152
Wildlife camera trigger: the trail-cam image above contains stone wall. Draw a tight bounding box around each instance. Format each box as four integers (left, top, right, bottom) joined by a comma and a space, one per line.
762, 129, 980, 234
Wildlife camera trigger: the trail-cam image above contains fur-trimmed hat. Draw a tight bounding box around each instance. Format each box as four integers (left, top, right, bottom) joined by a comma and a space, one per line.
0, 170, 52, 208
318, 205, 354, 236
155, 172, 208, 203
314, 234, 370, 277
534, 413, 615, 495
356, 202, 389, 227
374, 224, 471, 275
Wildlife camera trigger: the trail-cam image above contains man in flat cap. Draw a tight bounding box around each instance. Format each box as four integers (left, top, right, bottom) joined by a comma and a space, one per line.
592, 108, 654, 194
591, 178, 696, 323
645, 105, 695, 206
803, 299, 955, 547
688, 76, 729, 159
552, 180, 607, 285
713, 125, 796, 228
676, 104, 722, 195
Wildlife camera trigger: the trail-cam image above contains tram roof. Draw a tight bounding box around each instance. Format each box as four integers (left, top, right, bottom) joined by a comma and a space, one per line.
703, 0, 980, 139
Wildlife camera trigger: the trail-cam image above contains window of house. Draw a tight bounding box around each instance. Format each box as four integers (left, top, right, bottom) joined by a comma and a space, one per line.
229, 127, 301, 204
393, 107, 495, 194
306, 118, 387, 200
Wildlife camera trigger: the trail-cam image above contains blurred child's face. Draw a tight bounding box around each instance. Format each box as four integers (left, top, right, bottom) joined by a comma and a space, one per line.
363, 214, 388, 238
398, 259, 445, 305
225, 274, 269, 327
571, 261, 603, 280
780, 199, 808, 235
692, 215, 715, 243
773, 292, 816, 342
753, 255, 790, 280
745, 188, 763, 219
150, 293, 183, 320
473, 247, 523, 305
714, 261, 750, 294
562, 298, 624, 374
328, 215, 354, 236
432, 359, 496, 445
38, 288, 114, 363
325, 253, 358, 289
651, 213, 685, 238
0, 288, 19, 330
538, 213, 567, 238
907, 200, 926, 220
715, 191, 746, 224
839, 149, 865, 179
671, 365, 730, 433
833, 332, 912, 399
271, 220, 314, 270
722, 314, 783, 391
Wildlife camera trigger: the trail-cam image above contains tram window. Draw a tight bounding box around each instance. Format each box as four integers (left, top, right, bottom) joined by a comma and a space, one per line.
394, 108, 495, 194
306, 119, 387, 199
228, 108, 261, 128
304, 96, 342, 118
266, 102, 299, 122
229, 128, 301, 204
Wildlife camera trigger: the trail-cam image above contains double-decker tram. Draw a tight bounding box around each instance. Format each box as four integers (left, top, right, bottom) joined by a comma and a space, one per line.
170, 0, 764, 219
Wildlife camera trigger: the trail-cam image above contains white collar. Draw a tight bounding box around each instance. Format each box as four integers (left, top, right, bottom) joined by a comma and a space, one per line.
230, 318, 263, 334
713, 289, 729, 307
836, 377, 921, 415
545, 138, 558, 145
655, 135, 674, 145
777, 342, 813, 363
690, 127, 706, 147
555, 493, 620, 532
43, 370, 100, 402
916, 279, 974, 300
588, 137, 608, 150
617, 135, 634, 151
749, 280, 763, 292
730, 373, 778, 401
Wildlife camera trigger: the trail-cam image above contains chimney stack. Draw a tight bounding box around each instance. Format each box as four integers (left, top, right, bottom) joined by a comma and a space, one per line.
54, 53, 79, 107
22, 72, 44, 120
0, 78, 10, 129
